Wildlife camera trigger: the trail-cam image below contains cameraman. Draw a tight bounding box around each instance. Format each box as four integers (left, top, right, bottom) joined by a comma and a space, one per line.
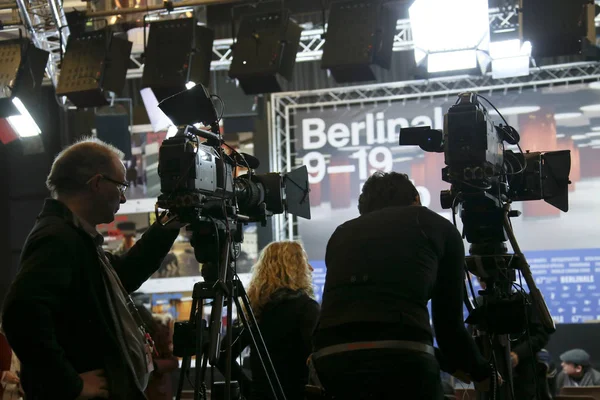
2, 138, 182, 400
311, 171, 492, 399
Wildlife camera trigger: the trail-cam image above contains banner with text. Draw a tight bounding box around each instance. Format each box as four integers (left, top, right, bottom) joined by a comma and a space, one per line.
296, 83, 600, 324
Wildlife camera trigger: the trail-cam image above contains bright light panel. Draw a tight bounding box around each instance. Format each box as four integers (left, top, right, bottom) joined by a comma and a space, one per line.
490, 40, 531, 79
7, 97, 41, 137
409, 0, 490, 55
140, 87, 173, 132
428, 50, 477, 73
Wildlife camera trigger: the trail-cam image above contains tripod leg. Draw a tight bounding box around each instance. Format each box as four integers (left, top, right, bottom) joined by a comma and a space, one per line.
176, 296, 200, 400
195, 310, 207, 400
233, 279, 287, 400
208, 240, 231, 364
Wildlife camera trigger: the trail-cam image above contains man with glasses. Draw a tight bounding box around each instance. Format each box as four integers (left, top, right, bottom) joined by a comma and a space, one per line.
2, 138, 184, 400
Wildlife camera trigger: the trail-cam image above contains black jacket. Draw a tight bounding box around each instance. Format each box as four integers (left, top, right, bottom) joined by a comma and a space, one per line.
224, 289, 319, 400
250, 289, 319, 400
2, 199, 179, 400
315, 206, 491, 381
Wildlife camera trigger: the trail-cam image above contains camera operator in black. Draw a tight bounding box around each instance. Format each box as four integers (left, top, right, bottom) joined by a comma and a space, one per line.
312, 171, 492, 399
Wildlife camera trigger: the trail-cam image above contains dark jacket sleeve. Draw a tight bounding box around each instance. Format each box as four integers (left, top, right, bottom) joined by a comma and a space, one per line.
431, 225, 491, 382
300, 299, 320, 355
511, 300, 549, 364
2, 235, 83, 400
106, 222, 179, 293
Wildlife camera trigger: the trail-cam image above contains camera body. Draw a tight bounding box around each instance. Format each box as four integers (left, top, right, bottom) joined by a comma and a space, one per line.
158, 128, 235, 209
400, 92, 570, 214
444, 93, 503, 188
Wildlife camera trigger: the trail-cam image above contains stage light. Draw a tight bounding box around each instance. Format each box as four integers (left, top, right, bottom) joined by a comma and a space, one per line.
489, 39, 531, 79
141, 18, 214, 103
520, 0, 597, 59
7, 98, 40, 137
140, 87, 172, 133
427, 50, 477, 73
409, 0, 490, 74
56, 29, 132, 108
0, 38, 48, 143
320, 0, 399, 83
229, 9, 302, 94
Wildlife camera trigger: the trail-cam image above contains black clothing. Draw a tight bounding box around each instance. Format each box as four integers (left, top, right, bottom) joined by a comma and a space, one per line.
2, 199, 178, 400
474, 293, 550, 400
227, 289, 319, 400
314, 206, 490, 382
314, 350, 443, 400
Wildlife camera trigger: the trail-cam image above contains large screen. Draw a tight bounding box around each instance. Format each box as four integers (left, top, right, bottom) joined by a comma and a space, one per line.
296, 83, 600, 323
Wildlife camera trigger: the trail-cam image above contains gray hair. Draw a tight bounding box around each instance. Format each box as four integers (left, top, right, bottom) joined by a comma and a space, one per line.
46, 137, 124, 198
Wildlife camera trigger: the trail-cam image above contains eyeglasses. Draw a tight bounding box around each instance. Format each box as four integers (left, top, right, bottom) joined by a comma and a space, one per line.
100, 175, 129, 195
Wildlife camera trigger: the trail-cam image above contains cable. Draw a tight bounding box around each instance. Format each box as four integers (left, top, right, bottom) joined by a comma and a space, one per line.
211, 94, 225, 123
476, 94, 529, 175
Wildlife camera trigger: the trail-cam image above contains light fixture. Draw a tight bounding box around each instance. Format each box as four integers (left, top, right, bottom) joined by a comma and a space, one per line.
7, 98, 41, 137
140, 87, 173, 132
520, 0, 597, 59
0, 38, 48, 143
409, 0, 490, 73
586, 132, 600, 137
142, 18, 214, 103
556, 133, 566, 138
229, 9, 302, 93
56, 29, 132, 108
320, 0, 399, 83
489, 39, 531, 79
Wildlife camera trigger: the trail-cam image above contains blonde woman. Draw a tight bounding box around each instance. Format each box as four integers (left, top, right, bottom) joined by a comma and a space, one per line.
245, 241, 319, 400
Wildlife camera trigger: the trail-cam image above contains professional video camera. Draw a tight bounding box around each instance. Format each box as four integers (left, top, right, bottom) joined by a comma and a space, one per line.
155, 83, 311, 400
400, 92, 571, 400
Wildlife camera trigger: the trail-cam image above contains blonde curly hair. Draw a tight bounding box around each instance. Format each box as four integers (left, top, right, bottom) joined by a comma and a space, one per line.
246, 241, 314, 320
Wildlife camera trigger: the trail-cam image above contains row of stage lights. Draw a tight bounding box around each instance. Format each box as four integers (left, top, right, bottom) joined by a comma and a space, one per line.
0, 0, 597, 141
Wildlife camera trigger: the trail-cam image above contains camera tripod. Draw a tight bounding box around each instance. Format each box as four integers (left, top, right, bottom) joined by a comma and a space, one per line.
460, 195, 555, 400
174, 220, 287, 400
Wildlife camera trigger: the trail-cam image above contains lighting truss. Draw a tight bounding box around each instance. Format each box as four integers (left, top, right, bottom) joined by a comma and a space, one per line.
19, 0, 600, 84
269, 61, 600, 241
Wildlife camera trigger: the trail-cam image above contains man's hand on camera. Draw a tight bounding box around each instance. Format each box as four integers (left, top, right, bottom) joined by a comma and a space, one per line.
76, 369, 109, 399
158, 211, 188, 230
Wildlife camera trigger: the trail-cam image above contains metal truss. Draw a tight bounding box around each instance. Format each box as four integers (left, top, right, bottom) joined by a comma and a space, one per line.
269, 61, 600, 241
15, 0, 69, 87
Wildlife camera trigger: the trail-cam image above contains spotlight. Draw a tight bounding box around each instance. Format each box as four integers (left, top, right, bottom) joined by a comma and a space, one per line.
228, 9, 302, 94
0, 38, 49, 142
141, 18, 214, 102
56, 29, 132, 108
490, 39, 531, 79
409, 0, 491, 74
520, 0, 597, 59
141, 18, 214, 132
320, 0, 399, 83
